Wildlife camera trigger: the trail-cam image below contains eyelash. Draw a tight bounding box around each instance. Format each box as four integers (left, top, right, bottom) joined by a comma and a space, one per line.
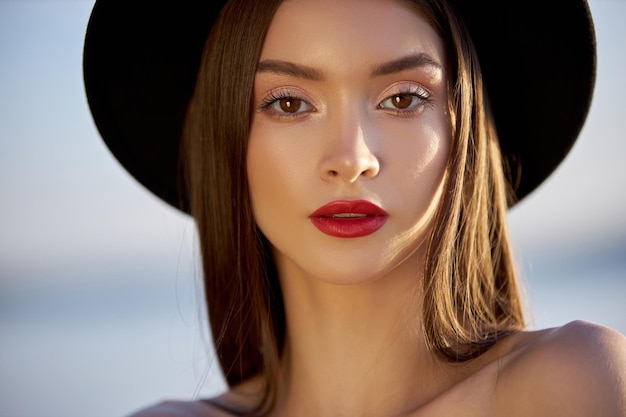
258, 84, 433, 119
258, 89, 314, 119
377, 85, 432, 116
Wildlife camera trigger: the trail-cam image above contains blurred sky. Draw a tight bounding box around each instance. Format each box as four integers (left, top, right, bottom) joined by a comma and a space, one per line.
0, 1, 625, 417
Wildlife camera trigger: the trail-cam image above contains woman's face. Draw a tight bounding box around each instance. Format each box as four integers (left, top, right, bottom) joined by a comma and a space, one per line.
247, 0, 451, 285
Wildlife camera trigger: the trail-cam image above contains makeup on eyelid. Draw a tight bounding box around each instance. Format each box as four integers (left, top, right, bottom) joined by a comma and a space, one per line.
256, 81, 435, 119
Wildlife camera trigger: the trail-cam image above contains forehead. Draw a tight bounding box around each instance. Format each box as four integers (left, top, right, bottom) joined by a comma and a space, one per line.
259, 0, 447, 73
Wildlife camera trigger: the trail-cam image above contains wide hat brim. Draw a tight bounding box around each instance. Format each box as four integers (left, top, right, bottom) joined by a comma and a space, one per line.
83, 1, 596, 213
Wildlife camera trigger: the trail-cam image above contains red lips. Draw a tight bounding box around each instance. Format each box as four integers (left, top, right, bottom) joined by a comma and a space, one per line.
309, 200, 388, 238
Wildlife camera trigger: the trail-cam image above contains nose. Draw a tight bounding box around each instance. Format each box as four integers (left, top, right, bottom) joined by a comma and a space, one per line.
319, 115, 380, 182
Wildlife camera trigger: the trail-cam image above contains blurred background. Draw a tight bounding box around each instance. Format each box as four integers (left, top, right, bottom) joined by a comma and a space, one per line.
1, 1, 624, 416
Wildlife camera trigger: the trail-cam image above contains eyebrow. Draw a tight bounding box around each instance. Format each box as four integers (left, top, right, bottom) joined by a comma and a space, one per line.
370, 53, 442, 77
256, 53, 442, 80
256, 60, 324, 81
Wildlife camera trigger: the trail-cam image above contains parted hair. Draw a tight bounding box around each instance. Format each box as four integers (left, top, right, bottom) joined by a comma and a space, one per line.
182, 0, 525, 413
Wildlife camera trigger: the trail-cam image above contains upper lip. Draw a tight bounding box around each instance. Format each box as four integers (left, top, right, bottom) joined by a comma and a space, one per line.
310, 200, 388, 218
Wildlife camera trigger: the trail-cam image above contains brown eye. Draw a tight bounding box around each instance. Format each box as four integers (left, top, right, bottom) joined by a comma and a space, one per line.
391, 94, 413, 109
279, 98, 302, 113
261, 91, 313, 117
378, 87, 429, 114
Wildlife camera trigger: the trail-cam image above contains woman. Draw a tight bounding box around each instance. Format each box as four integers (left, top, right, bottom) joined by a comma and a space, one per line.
83, 0, 626, 416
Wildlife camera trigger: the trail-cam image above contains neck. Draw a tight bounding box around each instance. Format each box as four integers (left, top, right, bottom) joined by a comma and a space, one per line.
273, 252, 447, 417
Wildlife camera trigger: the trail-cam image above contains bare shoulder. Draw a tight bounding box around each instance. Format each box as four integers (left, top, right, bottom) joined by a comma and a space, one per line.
497, 320, 626, 417
124, 399, 230, 417
126, 376, 264, 417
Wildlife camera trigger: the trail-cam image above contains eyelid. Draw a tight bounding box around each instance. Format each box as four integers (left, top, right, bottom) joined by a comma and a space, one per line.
258, 86, 314, 108
257, 86, 317, 119
377, 81, 432, 103
376, 81, 433, 115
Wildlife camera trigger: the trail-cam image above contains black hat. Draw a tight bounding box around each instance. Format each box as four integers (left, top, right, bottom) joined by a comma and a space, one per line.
83, 1, 596, 212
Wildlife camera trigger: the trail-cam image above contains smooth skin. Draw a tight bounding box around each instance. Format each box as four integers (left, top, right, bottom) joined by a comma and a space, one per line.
130, 0, 626, 416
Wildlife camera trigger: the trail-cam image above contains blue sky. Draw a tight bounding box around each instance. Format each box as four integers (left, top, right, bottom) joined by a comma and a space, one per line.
0, 2, 625, 416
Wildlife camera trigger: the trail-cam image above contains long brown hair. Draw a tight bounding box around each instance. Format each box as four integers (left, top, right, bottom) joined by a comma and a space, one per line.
182, 0, 284, 409
183, 0, 525, 413
412, 0, 526, 360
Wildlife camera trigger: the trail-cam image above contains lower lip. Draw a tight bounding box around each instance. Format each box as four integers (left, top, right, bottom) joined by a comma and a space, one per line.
310, 216, 388, 238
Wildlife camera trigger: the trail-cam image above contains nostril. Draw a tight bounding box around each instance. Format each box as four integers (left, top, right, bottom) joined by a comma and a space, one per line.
320, 147, 380, 182
326, 169, 340, 178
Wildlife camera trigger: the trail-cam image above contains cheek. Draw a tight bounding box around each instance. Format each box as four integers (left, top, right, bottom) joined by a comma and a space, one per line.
409, 127, 446, 176
420, 126, 449, 187
386, 119, 450, 190
246, 124, 307, 228
246, 131, 277, 220
387, 121, 451, 246
416, 125, 450, 210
